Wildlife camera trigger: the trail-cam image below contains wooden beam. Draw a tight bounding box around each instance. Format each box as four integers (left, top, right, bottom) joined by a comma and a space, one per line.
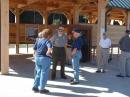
1, 0, 9, 74
73, 5, 80, 24
127, 11, 130, 29
96, 0, 107, 64
57, 0, 77, 4
27, 0, 40, 4
16, 8, 20, 54
10, 0, 27, 4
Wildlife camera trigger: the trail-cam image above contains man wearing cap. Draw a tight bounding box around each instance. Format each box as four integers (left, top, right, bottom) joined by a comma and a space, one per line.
51, 26, 67, 80
96, 33, 111, 73
70, 29, 83, 85
117, 30, 130, 77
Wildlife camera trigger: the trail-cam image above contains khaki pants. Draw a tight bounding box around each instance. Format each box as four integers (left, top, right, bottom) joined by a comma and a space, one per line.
119, 51, 130, 76
97, 48, 109, 71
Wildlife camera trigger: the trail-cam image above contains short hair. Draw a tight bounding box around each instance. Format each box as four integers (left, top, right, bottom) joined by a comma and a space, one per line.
40, 29, 53, 38
58, 26, 64, 31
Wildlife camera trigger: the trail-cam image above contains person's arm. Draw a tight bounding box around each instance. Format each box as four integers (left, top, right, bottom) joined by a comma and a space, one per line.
46, 41, 53, 58
46, 48, 53, 58
109, 39, 112, 48
99, 39, 101, 47
71, 39, 80, 57
64, 34, 68, 47
64, 35, 68, 53
33, 50, 36, 57
50, 34, 55, 46
33, 40, 38, 57
71, 48, 77, 57
119, 38, 123, 46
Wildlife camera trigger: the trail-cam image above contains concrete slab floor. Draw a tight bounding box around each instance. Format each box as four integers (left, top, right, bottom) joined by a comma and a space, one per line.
0, 55, 130, 97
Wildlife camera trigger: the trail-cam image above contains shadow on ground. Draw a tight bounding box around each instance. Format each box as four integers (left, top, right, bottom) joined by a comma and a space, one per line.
9, 54, 35, 78
8, 54, 130, 97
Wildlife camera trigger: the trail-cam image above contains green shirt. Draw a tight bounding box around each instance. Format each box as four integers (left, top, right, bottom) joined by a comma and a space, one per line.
52, 33, 67, 47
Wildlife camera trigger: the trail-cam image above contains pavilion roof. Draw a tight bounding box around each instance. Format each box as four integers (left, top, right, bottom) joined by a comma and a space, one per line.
108, 0, 130, 10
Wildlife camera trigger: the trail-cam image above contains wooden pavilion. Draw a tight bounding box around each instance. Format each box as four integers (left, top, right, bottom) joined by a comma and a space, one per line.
0, 0, 130, 74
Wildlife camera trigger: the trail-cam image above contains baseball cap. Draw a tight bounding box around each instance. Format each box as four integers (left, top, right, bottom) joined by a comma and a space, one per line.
126, 30, 130, 33
72, 28, 81, 33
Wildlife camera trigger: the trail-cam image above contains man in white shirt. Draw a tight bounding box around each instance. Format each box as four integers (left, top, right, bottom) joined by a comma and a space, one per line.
96, 33, 112, 73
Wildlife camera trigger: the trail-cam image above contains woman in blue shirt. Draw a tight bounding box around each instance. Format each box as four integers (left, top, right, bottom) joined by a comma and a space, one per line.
32, 29, 53, 94
70, 29, 83, 85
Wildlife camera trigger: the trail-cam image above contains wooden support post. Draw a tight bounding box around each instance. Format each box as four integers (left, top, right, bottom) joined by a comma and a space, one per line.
96, 0, 107, 64
70, 16, 73, 25
16, 8, 20, 54
88, 13, 93, 24
69, 16, 72, 25
0, 1, 1, 72
66, 13, 72, 25
127, 11, 130, 29
0, 0, 9, 74
73, 5, 80, 24
44, 13, 48, 28
42, 11, 48, 28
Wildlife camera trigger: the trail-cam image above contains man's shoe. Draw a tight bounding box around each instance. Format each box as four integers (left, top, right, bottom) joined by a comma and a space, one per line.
70, 79, 74, 82
61, 75, 67, 79
32, 87, 39, 93
70, 81, 79, 85
102, 70, 106, 73
39, 89, 49, 94
116, 74, 125, 78
96, 70, 102, 73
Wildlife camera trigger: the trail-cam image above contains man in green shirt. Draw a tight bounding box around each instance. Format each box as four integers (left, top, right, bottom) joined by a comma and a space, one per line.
51, 26, 67, 80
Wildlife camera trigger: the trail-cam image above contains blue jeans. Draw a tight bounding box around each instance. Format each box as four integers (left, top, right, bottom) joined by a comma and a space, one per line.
72, 51, 82, 82
33, 56, 51, 90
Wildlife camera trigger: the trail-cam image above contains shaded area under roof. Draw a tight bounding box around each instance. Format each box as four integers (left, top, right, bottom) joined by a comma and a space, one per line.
108, 0, 130, 10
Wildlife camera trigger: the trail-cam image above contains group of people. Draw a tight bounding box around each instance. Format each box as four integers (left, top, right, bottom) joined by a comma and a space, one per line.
32, 26, 83, 94
32, 26, 130, 94
96, 30, 130, 78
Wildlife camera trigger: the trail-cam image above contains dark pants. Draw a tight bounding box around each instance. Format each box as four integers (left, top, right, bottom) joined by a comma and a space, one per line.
51, 46, 66, 79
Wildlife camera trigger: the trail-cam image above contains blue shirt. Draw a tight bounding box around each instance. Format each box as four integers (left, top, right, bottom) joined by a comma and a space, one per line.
33, 38, 52, 57
72, 36, 83, 50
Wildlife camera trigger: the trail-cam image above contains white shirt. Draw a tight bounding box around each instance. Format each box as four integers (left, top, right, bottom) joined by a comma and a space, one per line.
99, 38, 111, 48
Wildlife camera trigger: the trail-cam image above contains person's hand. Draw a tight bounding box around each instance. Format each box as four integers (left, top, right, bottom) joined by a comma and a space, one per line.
71, 53, 74, 58
33, 51, 36, 57
71, 48, 77, 57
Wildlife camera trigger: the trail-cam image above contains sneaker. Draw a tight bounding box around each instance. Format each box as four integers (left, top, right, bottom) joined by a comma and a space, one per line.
32, 87, 39, 93
39, 89, 49, 94
70, 81, 79, 85
96, 70, 102, 73
116, 74, 125, 78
